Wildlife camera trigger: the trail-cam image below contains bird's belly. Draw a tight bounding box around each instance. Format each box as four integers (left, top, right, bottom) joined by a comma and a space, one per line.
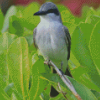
37, 35, 67, 61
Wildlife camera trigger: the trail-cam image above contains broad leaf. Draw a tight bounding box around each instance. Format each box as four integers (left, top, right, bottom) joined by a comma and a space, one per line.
0, 32, 17, 54
9, 16, 24, 36
7, 37, 30, 99
22, 2, 40, 30
29, 58, 48, 100
71, 66, 100, 91
91, 90, 100, 100
2, 6, 17, 33
0, 88, 10, 100
41, 73, 97, 100
89, 21, 100, 72
4, 83, 23, 100
0, 32, 17, 89
71, 26, 100, 89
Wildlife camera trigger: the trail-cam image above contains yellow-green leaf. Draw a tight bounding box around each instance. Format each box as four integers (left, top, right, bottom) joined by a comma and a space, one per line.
7, 37, 30, 99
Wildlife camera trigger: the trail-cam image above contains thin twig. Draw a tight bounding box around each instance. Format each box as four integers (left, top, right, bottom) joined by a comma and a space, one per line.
58, 82, 68, 100
45, 60, 82, 100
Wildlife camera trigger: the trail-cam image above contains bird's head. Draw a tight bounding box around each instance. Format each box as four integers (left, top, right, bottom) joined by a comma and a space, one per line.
34, 2, 61, 22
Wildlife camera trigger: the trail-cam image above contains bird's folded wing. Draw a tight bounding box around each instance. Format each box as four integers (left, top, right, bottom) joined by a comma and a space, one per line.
33, 28, 38, 48
63, 26, 71, 60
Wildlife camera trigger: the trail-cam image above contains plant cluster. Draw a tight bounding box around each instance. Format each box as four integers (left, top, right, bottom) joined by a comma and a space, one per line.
0, 2, 100, 100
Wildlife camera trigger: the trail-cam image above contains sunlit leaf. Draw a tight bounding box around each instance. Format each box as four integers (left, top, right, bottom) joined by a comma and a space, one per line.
4, 83, 14, 97
0, 32, 17, 89
22, 2, 40, 30
41, 73, 97, 100
71, 26, 100, 89
89, 21, 100, 72
7, 37, 30, 99
91, 90, 100, 100
71, 66, 100, 91
0, 32, 17, 54
29, 59, 48, 100
1, 6, 17, 33
9, 16, 24, 36
85, 15, 100, 25
0, 88, 10, 100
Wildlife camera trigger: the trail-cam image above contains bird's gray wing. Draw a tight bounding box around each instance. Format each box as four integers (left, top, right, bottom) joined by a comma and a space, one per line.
33, 28, 38, 48
63, 26, 71, 60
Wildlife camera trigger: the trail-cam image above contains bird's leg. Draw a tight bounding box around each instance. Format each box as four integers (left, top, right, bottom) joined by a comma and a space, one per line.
61, 61, 63, 71
59, 61, 64, 75
44, 60, 51, 67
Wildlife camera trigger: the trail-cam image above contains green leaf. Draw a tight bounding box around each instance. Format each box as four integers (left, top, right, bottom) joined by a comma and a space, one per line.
89, 21, 100, 72
63, 22, 76, 35
0, 32, 17, 89
22, 2, 40, 30
40, 84, 51, 100
29, 59, 48, 100
49, 94, 66, 100
24, 28, 33, 36
57, 4, 76, 34
85, 15, 100, 25
11, 93, 17, 100
4, 83, 14, 97
79, 22, 93, 46
41, 92, 50, 100
16, 6, 24, 18
12, 88, 23, 100
41, 73, 97, 100
0, 32, 18, 54
71, 66, 100, 91
7, 37, 30, 99
91, 90, 100, 100
57, 4, 75, 24
1, 6, 17, 33
0, 9, 4, 31
4, 83, 23, 100
82, 6, 90, 18
0, 88, 10, 100
41, 73, 77, 100
69, 52, 80, 69
71, 26, 100, 89
25, 35, 33, 46
40, 83, 51, 100
0, 53, 8, 89
9, 16, 24, 36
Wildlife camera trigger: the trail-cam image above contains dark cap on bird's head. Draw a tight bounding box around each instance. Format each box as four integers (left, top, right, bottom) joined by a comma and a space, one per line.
34, 2, 60, 16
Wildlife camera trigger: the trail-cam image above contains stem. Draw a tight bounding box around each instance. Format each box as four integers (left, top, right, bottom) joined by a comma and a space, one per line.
49, 61, 82, 100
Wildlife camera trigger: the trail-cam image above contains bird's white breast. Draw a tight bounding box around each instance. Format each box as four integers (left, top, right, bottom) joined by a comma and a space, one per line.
36, 21, 68, 62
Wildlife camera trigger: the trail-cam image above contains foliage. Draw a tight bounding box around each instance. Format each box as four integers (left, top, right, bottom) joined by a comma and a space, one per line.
0, 2, 100, 100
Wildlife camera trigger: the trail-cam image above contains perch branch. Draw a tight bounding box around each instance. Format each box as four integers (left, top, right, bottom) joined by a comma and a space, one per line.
44, 60, 82, 100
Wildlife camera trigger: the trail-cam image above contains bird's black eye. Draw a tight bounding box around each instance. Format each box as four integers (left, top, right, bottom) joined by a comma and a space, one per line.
46, 9, 59, 15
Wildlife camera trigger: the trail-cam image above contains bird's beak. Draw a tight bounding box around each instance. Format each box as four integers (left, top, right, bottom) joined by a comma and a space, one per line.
34, 11, 46, 16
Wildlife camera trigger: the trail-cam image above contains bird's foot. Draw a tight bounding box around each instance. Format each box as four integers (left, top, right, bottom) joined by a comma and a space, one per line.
59, 69, 64, 75
59, 61, 64, 75
61, 61, 63, 71
44, 60, 51, 66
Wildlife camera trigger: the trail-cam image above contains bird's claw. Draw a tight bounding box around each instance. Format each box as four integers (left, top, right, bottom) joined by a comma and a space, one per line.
44, 60, 51, 66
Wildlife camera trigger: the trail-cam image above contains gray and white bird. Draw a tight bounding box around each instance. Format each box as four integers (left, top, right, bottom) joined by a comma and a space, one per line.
33, 2, 71, 73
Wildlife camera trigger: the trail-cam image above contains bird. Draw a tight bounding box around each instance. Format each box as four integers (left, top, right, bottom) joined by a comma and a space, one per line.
33, 2, 71, 97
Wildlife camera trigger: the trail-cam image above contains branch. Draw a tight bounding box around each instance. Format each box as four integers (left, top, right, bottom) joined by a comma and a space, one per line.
45, 60, 82, 100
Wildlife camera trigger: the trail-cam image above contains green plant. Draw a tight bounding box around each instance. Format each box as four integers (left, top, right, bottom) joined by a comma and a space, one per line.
0, 2, 100, 100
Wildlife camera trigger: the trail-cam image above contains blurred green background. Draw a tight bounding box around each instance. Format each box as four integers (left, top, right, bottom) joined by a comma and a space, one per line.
0, 1, 100, 100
